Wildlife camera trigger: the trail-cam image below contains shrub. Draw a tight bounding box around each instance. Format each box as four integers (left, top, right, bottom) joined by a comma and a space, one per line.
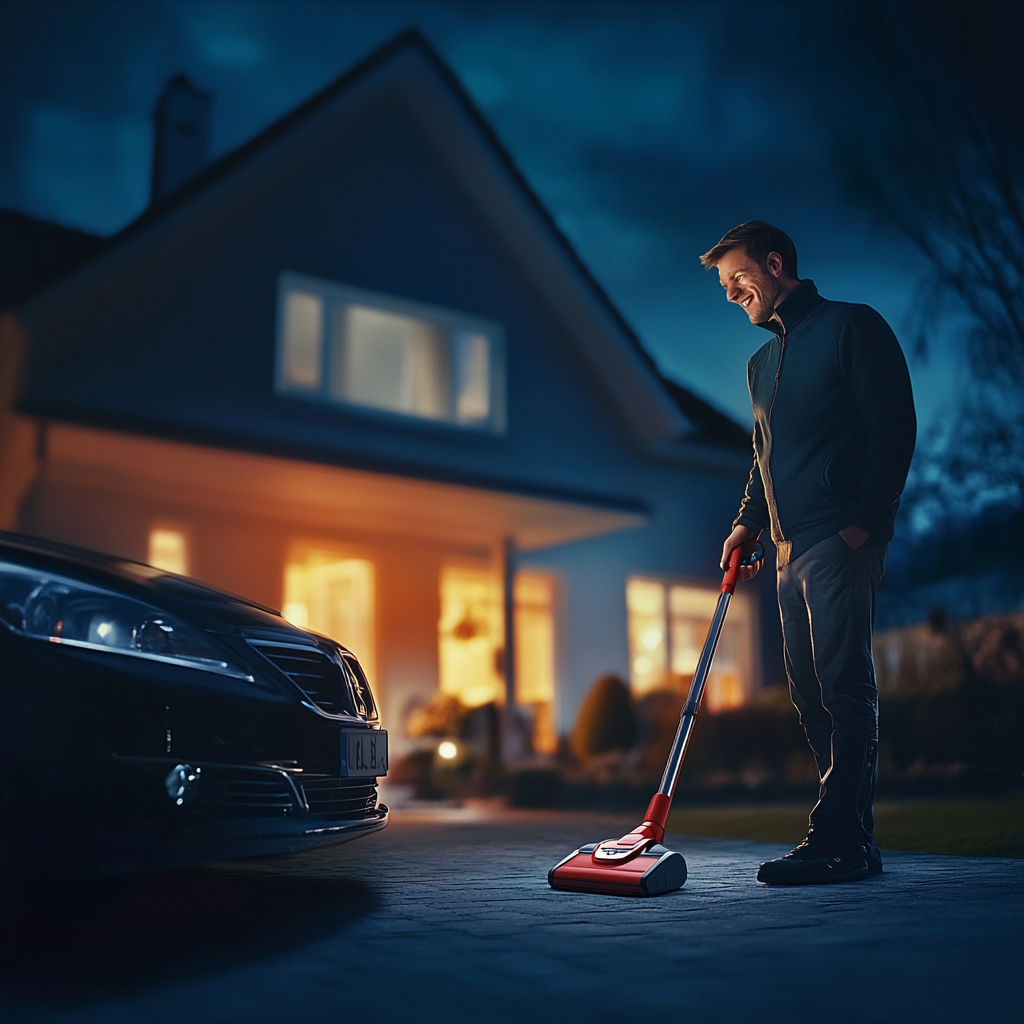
571, 674, 637, 761
406, 693, 467, 738
635, 685, 816, 787
881, 678, 1024, 777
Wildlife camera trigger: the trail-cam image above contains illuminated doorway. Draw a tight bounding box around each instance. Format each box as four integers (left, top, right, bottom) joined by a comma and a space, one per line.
438, 565, 558, 753
283, 545, 376, 683
438, 564, 504, 709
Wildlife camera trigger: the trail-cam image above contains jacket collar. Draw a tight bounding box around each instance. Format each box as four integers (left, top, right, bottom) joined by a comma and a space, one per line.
756, 279, 821, 336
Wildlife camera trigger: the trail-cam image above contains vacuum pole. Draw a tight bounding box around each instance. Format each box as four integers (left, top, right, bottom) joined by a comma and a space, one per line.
657, 588, 732, 798
657, 541, 759, 800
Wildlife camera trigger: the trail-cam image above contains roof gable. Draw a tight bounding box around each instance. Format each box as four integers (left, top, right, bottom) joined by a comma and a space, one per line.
19, 31, 716, 442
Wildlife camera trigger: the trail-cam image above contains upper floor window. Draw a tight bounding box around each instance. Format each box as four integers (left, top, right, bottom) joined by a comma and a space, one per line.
276, 272, 505, 432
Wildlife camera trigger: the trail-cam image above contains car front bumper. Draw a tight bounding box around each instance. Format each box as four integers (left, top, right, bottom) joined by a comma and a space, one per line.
96, 802, 390, 874
92, 755, 390, 873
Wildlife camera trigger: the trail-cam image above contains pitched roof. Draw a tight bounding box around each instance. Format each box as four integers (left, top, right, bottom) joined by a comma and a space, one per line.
11, 28, 748, 457
0, 209, 103, 309
657, 375, 749, 450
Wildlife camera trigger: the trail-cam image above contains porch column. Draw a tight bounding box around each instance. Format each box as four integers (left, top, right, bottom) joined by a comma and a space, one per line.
501, 534, 528, 763
502, 534, 516, 710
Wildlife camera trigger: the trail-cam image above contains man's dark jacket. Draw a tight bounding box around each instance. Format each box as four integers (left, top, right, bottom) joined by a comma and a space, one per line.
734, 280, 916, 566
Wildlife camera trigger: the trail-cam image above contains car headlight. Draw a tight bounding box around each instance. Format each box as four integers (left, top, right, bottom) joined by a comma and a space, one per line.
0, 561, 253, 681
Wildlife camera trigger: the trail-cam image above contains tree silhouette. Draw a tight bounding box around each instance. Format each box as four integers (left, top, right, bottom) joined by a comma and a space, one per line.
837, 1, 1024, 563
844, 1, 1024, 387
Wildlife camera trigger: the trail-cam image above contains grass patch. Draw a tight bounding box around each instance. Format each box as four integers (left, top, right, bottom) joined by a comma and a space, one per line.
667, 796, 1024, 858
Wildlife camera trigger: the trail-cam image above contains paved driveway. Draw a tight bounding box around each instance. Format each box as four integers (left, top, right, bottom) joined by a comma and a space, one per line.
3, 806, 1021, 1023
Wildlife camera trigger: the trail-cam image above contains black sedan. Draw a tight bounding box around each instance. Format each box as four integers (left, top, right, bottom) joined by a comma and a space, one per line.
0, 531, 388, 876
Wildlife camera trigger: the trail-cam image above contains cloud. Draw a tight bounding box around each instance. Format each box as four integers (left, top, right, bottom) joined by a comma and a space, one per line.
23, 105, 150, 233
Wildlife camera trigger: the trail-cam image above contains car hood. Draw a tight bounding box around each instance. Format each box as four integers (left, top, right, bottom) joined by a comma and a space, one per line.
0, 531, 304, 637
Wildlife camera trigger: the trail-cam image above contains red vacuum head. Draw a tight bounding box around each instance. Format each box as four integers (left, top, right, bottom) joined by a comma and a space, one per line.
549, 843, 687, 896
548, 794, 687, 896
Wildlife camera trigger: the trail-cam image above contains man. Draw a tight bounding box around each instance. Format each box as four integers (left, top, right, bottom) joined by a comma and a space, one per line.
702, 221, 916, 885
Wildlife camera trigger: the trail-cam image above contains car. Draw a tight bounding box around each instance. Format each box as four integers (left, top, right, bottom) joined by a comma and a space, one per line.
0, 530, 388, 876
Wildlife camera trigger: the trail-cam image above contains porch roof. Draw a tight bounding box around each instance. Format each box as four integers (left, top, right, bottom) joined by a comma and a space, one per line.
41, 423, 647, 552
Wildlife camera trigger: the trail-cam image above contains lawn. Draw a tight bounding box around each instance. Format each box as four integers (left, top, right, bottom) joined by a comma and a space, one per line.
666, 795, 1024, 858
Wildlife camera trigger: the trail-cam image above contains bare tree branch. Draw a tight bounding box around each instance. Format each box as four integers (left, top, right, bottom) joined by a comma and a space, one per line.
842, 1, 1024, 387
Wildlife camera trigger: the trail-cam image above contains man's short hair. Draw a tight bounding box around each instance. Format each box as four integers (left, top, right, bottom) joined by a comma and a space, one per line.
700, 221, 799, 278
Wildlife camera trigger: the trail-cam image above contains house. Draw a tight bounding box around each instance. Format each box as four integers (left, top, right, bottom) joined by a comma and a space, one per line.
0, 30, 775, 758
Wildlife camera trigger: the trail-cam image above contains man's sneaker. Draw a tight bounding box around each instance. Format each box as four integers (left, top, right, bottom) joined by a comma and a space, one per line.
757, 833, 869, 885
865, 842, 883, 876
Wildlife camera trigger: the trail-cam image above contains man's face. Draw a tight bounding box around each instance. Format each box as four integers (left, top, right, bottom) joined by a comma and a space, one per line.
716, 248, 783, 324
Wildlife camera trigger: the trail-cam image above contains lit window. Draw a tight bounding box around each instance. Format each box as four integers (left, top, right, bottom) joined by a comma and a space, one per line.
335, 305, 448, 419
276, 272, 505, 431
514, 572, 558, 754
438, 565, 504, 709
625, 579, 667, 693
281, 292, 324, 389
455, 330, 491, 423
283, 547, 375, 684
148, 526, 188, 575
626, 576, 756, 712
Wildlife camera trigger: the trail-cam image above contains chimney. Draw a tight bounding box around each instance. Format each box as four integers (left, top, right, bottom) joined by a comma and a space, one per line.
150, 74, 212, 205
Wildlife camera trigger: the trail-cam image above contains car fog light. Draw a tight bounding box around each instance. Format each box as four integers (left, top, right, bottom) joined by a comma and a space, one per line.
165, 763, 201, 805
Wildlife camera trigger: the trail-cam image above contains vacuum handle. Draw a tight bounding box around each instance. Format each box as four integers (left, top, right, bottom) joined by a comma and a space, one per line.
721, 545, 743, 594
721, 540, 764, 594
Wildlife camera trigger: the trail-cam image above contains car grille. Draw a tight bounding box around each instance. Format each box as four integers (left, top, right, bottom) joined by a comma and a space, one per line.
249, 641, 357, 716
200, 768, 299, 816
301, 776, 379, 820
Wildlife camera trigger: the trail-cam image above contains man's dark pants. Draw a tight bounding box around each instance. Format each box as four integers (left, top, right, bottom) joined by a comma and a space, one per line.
777, 534, 886, 852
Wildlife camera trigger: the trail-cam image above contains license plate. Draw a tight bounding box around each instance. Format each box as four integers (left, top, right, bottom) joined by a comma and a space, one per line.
341, 729, 388, 777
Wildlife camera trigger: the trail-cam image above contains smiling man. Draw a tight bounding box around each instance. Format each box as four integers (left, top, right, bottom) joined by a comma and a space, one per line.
702, 221, 916, 885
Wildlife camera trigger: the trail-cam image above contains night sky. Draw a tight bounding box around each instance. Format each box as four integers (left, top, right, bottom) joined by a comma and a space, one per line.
0, 0, 963, 429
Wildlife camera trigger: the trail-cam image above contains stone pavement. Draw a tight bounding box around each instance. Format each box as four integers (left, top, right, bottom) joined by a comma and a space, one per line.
3, 806, 1021, 1024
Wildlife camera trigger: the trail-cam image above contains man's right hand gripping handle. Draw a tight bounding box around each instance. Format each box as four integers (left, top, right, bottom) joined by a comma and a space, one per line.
721, 525, 762, 582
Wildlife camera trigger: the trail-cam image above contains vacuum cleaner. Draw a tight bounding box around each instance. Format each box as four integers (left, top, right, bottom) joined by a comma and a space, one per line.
548, 542, 764, 897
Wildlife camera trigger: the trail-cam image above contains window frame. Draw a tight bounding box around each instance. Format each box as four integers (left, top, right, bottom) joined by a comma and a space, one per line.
275, 271, 506, 434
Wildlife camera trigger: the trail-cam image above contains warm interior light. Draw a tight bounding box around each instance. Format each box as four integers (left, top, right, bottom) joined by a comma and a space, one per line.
148, 527, 188, 575
513, 572, 558, 754
438, 740, 458, 760
282, 602, 309, 628
439, 565, 504, 708
627, 576, 755, 709
641, 627, 663, 650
